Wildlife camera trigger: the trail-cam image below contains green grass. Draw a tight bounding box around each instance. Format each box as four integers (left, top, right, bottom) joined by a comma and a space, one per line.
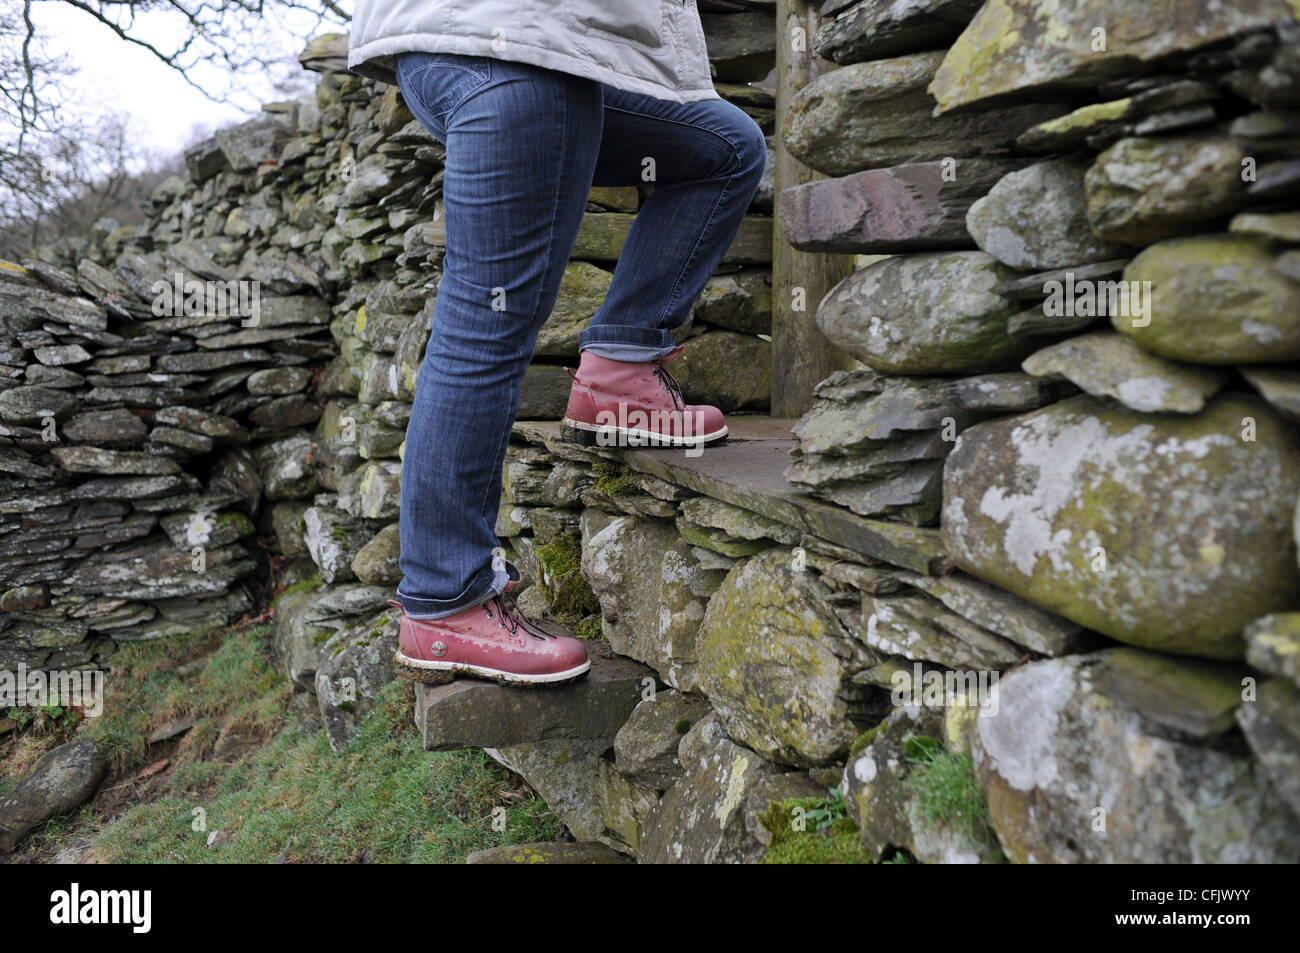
575, 615, 603, 641
277, 573, 323, 600
903, 735, 1004, 860
95, 682, 559, 863
19, 619, 563, 863
83, 621, 283, 774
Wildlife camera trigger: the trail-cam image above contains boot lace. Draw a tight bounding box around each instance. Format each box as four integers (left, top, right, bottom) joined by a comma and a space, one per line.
653, 363, 685, 412
481, 592, 555, 640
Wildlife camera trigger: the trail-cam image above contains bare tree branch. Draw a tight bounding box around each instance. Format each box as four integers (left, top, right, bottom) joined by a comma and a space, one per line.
0, 0, 351, 259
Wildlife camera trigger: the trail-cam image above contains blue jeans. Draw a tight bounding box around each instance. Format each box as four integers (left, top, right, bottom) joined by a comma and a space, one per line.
393, 50, 767, 619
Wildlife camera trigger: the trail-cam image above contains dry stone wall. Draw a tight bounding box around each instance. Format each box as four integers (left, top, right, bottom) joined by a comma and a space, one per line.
3, 8, 780, 748
4, 0, 1300, 863
0, 187, 332, 671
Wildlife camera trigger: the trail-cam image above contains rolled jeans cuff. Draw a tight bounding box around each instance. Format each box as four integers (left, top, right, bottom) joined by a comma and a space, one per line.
579, 324, 676, 361
581, 341, 678, 362
398, 565, 510, 620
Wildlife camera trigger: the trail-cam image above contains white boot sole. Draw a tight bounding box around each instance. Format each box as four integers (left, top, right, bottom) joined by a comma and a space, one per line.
561, 417, 728, 449
394, 649, 591, 687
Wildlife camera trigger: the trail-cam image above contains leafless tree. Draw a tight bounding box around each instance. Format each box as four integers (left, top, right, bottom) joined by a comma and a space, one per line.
0, 0, 350, 259
0, 112, 186, 260
7, 0, 350, 138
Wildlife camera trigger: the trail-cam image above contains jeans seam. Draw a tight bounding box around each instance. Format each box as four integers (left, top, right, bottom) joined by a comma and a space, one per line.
601, 102, 743, 150
397, 567, 489, 610
470, 73, 572, 532
397, 560, 509, 613
599, 102, 749, 331
660, 174, 730, 329
580, 326, 672, 345
402, 53, 492, 83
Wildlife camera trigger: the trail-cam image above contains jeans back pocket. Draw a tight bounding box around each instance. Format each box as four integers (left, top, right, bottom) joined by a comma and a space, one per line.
396, 51, 493, 129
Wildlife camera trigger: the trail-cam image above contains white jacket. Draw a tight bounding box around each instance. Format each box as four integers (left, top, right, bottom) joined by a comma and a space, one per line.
348, 0, 720, 104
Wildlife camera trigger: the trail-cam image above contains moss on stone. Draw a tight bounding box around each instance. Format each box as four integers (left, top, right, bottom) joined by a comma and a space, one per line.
535, 536, 599, 624
695, 548, 865, 766
757, 795, 873, 864
675, 520, 772, 558
216, 512, 256, 536
944, 392, 1300, 659
591, 459, 633, 498
277, 574, 322, 602
849, 721, 884, 757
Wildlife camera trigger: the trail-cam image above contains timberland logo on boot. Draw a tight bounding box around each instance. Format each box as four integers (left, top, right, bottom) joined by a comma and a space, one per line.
49, 883, 151, 933
594, 406, 709, 457
431, 640, 448, 657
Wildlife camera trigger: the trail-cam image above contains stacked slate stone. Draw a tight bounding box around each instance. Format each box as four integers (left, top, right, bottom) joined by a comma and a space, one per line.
3, 15, 784, 739
483, 386, 1083, 860
0, 39, 371, 671
0, 242, 329, 671
241, 6, 1300, 860
771, 0, 1300, 861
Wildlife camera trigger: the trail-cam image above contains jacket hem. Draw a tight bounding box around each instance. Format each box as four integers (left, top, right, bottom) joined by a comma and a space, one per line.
348, 34, 722, 105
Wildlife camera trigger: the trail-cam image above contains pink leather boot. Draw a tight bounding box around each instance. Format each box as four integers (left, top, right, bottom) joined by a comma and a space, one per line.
392, 592, 590, 687
561, 345, 728, 449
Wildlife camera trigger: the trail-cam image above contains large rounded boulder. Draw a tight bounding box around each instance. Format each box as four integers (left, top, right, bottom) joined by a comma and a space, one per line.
941, 393, 1300, 658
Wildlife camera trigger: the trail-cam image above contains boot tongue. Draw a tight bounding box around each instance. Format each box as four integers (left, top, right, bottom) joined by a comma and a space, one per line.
496, 592, 554, 640
654, 345, 685, 365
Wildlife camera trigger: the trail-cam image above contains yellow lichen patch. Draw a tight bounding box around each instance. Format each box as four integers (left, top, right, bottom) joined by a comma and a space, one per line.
1033, 97, 1131, 135
1198, 542, 1226, 565
714, 754, 750, 825
943, 701, 980, 755
1256, 633, 1300, 656
928, 0, 1019, 111
1041, 8, 1071, 46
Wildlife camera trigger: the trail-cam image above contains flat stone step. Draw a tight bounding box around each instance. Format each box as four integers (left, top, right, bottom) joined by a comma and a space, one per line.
513, 416, 947, 575
414, 649, 654, 751
466, 842, 633, 864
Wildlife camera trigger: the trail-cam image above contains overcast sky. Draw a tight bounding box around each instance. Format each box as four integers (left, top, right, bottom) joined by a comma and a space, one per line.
28, 1, 346, 164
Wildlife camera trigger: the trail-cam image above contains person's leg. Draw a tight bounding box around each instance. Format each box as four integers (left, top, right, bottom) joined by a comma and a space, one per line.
395, 52, 604, 619
560, 90, 767, 449
579, 91, 768, 361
